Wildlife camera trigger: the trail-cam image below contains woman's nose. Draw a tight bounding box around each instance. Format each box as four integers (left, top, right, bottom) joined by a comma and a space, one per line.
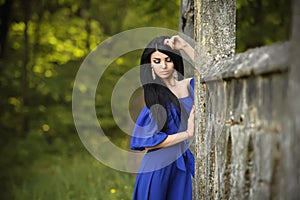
161, 61, 167, 69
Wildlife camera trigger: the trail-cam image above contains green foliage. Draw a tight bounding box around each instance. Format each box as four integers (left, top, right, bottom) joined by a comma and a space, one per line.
0, 0, 292, 199
123, 0, 181, 29
0, 0, 182, 198
236, 0, 291, 52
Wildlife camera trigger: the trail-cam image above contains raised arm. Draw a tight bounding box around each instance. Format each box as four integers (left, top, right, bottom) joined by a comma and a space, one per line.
164, 35, 194, 62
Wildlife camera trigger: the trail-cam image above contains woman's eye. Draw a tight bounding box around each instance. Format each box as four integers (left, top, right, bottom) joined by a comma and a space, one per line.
166, 57, 172, 62
153, 59, 160, 64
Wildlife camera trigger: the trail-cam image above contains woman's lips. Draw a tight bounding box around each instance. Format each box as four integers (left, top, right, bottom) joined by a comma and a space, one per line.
160, 71, 170, 74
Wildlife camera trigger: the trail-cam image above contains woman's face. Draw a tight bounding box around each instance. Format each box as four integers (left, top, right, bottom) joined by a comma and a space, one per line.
150, 51, 174, 79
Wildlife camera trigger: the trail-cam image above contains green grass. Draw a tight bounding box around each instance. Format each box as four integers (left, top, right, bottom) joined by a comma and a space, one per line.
0, 133, 135, 200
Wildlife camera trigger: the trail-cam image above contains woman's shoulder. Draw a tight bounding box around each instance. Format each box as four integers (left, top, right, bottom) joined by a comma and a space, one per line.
178, 77, 193, 88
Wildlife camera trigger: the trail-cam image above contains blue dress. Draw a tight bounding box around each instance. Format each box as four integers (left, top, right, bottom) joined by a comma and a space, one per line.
130, 78, 194, 200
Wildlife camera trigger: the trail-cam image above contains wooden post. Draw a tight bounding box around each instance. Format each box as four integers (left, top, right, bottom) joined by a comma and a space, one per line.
193, 0, 236, 199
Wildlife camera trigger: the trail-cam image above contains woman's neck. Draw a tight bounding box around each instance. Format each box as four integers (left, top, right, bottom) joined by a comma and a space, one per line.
163, 77, 177, 88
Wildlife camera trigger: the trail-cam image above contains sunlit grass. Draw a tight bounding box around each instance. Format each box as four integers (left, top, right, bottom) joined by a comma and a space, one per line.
1, 134, 135, 200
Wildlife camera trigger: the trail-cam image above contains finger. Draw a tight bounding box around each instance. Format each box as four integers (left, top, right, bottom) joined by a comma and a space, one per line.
170, 36, 175, 43
163, 39, 168, 45
189, 110, 195, 118
189, 106, 195, 117
164, 39, 174, 49
171, 36, 177, 44
171, 37, 178, 48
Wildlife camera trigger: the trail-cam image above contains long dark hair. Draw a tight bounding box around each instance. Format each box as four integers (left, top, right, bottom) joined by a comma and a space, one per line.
140, 36, 186, 132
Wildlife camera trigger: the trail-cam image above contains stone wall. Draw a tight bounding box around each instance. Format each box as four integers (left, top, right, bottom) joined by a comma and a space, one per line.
194, 42, 299, 199
184, 0, 300, 199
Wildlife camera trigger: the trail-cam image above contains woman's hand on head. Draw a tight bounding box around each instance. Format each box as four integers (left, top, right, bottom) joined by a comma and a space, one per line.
164, 35, 188, 51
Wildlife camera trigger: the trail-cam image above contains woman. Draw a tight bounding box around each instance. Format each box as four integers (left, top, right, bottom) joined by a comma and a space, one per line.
130, 35, 195, 200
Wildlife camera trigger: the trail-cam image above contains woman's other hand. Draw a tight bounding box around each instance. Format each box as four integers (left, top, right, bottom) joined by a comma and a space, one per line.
164, 35, 188, 51
186, 105, 195, 138
164, 35, 194, 62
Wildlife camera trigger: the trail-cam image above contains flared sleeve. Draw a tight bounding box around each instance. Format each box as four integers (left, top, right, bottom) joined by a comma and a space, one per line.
130, 106, 168, 151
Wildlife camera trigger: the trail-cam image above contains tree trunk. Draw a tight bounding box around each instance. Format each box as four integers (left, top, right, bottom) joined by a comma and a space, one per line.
0, 0, 14, 60
21, 0, 30, 137
84, 0, 91, 51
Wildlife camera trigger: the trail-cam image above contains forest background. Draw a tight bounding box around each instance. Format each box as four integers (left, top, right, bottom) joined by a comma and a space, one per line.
0, 0, 291, 199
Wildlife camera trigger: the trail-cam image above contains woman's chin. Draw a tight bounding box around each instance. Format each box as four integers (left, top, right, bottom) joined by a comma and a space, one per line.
158, 74, 172, 79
